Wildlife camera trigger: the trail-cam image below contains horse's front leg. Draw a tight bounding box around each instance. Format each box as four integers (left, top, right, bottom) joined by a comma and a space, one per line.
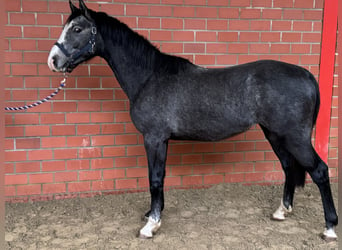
139, 135, 168, 239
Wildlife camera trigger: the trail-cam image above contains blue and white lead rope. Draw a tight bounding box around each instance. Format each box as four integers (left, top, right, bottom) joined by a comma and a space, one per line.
5, 75, 67, 111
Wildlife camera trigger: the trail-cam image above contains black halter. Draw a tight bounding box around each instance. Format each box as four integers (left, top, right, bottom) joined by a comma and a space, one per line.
54, 26, 97, 64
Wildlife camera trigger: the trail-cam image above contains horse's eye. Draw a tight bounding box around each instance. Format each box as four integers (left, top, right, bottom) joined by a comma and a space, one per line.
73, 26, 82, 33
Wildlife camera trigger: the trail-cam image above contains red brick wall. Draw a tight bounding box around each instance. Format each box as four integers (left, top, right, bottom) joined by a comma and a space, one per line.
5, 0, 338, 201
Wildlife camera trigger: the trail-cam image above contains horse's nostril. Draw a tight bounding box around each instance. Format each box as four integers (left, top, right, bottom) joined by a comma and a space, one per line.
52, 55, 58, 67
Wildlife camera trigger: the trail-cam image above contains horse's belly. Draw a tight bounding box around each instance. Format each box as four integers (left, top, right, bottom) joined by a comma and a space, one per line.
171, 117, 253, 141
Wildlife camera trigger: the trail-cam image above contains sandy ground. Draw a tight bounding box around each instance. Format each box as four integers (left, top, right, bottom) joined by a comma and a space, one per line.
5, 183, 338, 250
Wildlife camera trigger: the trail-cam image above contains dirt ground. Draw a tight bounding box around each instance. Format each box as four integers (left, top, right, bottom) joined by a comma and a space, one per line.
6, 183, 338, 250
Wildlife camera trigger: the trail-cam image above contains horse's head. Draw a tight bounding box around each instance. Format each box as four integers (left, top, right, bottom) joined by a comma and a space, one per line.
47, 0, 98, 73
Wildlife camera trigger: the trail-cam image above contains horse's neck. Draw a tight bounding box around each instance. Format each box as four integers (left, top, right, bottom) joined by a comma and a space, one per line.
99, 31, 156, 103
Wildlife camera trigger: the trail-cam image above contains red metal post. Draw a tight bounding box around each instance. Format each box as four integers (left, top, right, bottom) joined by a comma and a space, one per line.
315, 0, 338, 162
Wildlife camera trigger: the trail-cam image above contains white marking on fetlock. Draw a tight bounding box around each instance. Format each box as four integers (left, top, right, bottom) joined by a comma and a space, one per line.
272, 200, 292, 221
322, 228, 337, 240
139, 217, 161, 238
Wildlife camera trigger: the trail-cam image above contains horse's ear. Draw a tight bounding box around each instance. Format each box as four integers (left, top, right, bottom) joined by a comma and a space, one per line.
69, 0, 78, 13
79, 0, 92, 20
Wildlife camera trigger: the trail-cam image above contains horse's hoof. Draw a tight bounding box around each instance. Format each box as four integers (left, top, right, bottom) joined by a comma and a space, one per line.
138, 232, 153, 239
320, 228, 337, 242
271, 214, 285, 221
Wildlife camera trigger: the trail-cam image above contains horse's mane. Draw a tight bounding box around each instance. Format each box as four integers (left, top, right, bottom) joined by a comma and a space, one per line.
72, 9, 195, 74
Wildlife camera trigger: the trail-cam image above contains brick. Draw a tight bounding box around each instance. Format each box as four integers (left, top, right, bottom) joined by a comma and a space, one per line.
165, 176, 182, 187
51, 125, 75, 136
282, 32, 302, 42
16, 138, 40, 149
103, 146, 126, 157
182, 176, 203, 186
5, 0, 21, 11
218, 8, 239, 19
204, 174, 224, 185
101, 124, 125, 134
203, 154, 224, 163
90, 158, 113, 169
216, 55, 238, 65
36, 14, 62, 26
171, 166, 193, 176
12, 64, 38, 76
115, 134, 137, 145
173, 7, 195, 18
68, 182, 91, 192
6, 126, 25, 137
303, 10, 322, 20
5, 26, 22, 38
228, 43, 248, 54
103, 169, 125, 179
79, 171, 101, 181
283, 9, 303, 20
262, 9, 282, 19
25, 125, 50, 136
150, 6, 172, 17
193, 165, 213, 175
182, 154, 203, 164
5, 151, 27, 162
173, 31, 194, 41
5, 174, 28, 185
252, 0, 272, 7
150, 30, 172, 41
272, 21, 292, 31
207, 44, 227, 54
91, 113, 114, 123
18, 162, 40, 174
230, 0, 250, 6
126, 5, 149, 16
28, 150, 53, 161
161, 18, 183, 29
126, 168, 147, 178
65, 159, 89, 171
240, 9, 261, 19
239, 32, 260, 42
22, 0, 48, 12
218, 32, 239, 42
294, 0, 314, 8
92, 180, 114, 191
30, 173, 53, 184
9, 13, 36, 25
24, 27, 49, 38
115, 157, 137, 168
66, 113, 90, 124
78, 148, 102, 159
264, 172, 284, 182
41, 161, 65, 172
184, 43, 205, 53
5, 186, 16, 197
77, 124, 101, 135
116, 179, 137, 189
17, 184, 41, 196
184, 19, 206, 30
138, 17, 160, 29
162, 43, 183, 53
273, 0, 293, 8
225, 173, 245, 183
53, 102, 77, 112
43, 183, 66, 194
196, 31, 217, 42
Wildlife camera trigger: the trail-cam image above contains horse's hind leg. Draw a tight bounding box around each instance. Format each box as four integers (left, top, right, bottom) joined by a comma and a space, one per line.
260, 126, 305, 220
284, 136, 338, 241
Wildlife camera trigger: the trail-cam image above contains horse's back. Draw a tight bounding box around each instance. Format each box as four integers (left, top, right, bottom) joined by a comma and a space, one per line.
131, 60, 319, 140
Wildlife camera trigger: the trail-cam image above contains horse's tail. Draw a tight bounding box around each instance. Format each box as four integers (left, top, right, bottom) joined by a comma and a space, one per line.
310, 73, 320, 128
291, 159, 306, 188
